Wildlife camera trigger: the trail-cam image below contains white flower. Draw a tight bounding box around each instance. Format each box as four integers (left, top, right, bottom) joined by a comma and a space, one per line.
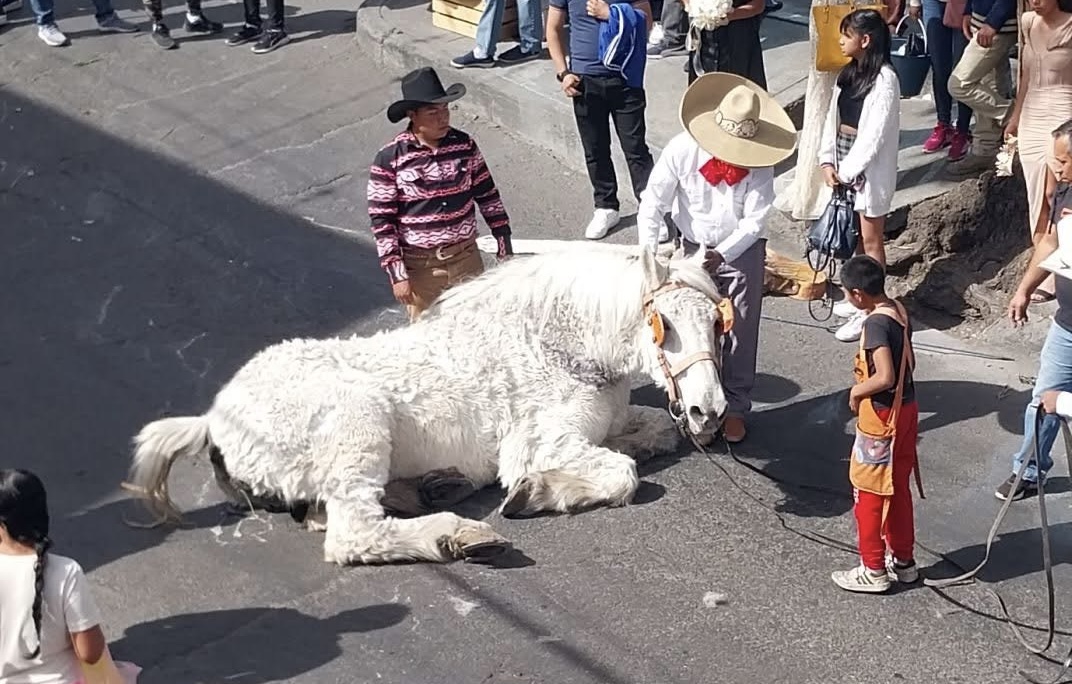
689, 0, 733, 31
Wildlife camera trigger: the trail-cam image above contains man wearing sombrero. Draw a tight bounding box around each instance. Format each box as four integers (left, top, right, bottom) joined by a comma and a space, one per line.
367, 67, 514, 322
637, 72, 797, 443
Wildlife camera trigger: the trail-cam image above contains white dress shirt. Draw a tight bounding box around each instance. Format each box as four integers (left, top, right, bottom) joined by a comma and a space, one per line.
637, 131, 775, 264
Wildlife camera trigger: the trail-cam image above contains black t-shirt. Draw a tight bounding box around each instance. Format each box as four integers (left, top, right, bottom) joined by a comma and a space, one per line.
863, 312, 915, 410
1051, 182, 1072, 333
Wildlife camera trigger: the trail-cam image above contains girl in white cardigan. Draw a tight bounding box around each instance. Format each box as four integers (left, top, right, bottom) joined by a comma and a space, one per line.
818, 9, 901, 342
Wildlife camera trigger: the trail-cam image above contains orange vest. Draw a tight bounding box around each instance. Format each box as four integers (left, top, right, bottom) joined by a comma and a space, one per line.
849, 300, 924, 501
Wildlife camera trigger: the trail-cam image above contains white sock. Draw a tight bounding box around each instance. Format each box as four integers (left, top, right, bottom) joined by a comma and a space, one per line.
187, 11, 200, 22
472, 46, 488, 59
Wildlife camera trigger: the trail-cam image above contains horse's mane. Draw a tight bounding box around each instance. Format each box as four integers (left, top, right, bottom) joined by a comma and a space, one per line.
424, 244, 722, 337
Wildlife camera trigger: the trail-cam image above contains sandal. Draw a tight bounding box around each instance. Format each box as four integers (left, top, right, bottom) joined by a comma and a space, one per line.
1031, 289, 1056, 304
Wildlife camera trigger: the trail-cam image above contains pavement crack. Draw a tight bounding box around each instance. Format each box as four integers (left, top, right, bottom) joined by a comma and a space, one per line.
279, 172, 353, 202
209, 111, 385, 175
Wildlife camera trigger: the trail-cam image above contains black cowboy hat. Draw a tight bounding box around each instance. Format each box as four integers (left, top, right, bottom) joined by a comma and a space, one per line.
386, 67, 467, 124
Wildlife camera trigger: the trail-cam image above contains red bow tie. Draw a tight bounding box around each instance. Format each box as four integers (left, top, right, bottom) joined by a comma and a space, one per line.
699, 158, 749, 187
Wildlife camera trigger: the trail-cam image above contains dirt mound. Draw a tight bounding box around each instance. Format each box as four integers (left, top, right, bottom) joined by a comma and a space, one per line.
884, 168, 1031, 330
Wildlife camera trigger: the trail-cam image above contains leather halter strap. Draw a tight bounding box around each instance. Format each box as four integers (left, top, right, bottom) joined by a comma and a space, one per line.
643, 280, 726, 435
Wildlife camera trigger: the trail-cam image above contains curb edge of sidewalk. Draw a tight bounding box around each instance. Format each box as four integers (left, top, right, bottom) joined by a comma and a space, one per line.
352, 0, 669, 174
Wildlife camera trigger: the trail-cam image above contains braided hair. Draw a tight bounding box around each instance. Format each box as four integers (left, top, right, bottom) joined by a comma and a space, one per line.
0, 469, 51, 659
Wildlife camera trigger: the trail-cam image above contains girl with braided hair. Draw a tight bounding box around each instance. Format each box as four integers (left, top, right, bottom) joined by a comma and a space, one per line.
0, 469, 122, 684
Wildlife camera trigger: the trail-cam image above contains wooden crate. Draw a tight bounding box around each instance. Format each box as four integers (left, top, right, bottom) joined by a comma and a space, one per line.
431, 0, 519, 41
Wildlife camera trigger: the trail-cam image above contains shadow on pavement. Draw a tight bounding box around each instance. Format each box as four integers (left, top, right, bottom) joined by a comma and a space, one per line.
0, 88, 397, 572
110, 603, 410, 681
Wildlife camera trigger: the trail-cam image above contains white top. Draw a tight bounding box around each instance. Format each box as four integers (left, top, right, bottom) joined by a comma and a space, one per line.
0, 553, 101, 684
637, 131, 775, 263
1056, 393, 1072, 419
817, 64, 901, 217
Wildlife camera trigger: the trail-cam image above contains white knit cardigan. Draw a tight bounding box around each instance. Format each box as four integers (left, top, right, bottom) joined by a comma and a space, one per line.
818, 63, 901, 217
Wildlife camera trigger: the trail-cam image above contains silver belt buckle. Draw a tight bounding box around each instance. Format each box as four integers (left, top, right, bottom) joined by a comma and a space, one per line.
435, 245, 450, 260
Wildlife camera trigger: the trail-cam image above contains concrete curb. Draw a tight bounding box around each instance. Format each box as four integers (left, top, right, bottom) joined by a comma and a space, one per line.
354, 0, 618, 173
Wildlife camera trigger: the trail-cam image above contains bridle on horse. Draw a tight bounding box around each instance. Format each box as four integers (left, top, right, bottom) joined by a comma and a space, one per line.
642, 281, 735, 441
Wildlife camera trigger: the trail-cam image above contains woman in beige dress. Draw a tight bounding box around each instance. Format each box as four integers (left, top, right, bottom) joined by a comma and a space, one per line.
1004, 0, 1072, 302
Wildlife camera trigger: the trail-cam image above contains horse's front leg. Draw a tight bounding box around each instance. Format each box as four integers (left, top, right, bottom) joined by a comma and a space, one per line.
497, 430, 639, 518
602, 405, 682, 463
315, 405, 510, 565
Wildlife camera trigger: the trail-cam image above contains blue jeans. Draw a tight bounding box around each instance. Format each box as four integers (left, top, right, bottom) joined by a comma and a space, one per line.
29, 0, 115, 24
1010, 322, 1072, 482
475, 0, 541, 56
921, 0, 972, 132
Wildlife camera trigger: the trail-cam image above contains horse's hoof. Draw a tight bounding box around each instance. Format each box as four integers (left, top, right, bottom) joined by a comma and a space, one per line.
451, 526, 512, 564
500, 478, 535, 518
420, 471, 478, 509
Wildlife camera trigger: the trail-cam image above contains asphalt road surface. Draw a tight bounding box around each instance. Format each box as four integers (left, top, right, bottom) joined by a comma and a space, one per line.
2, 4, 1071, 683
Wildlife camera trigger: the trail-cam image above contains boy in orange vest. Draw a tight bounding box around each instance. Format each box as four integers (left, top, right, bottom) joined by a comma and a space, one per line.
831, 255, 923, 593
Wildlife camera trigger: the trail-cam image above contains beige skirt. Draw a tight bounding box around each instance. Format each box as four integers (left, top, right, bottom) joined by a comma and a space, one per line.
1019, 89, 1072, 235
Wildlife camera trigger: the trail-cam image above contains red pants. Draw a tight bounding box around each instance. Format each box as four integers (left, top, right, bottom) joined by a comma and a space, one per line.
854, 401, 919, 571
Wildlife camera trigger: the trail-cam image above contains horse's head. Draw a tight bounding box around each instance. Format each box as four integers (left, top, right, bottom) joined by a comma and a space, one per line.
638, 247, 730, 442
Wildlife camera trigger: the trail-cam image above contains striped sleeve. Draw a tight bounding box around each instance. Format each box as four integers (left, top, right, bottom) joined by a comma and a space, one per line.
367, 149, 408, 283
468, 139, 511, 238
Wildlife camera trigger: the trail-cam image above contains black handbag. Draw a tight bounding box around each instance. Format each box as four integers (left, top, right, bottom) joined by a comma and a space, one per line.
805, 184, 860, 274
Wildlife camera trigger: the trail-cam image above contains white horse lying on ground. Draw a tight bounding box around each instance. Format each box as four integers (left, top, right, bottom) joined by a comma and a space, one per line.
126, 244, 731, 565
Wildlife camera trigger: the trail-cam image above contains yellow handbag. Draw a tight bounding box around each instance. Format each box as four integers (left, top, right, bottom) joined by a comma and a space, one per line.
812, 1, 891, 72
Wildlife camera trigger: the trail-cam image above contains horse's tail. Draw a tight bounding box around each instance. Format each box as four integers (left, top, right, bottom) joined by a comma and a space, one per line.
125, 415, 211, 527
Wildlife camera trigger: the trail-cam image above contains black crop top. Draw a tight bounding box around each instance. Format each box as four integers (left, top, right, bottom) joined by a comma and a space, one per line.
837, 88, 865, 129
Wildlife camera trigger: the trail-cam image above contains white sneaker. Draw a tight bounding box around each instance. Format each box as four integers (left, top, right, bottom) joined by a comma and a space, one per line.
648, 21, 663, 45
831, 563, 891, 593
38, 23, 67, 46
834, 310, 867, 342
833, 299, 858, 318
584, 208, 620, 240
885, 554, 920, 583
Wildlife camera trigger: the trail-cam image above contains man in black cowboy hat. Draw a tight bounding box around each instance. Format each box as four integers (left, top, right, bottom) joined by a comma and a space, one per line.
367, 67, 514, 322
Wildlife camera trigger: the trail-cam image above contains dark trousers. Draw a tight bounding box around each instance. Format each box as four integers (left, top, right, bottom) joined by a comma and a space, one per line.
571, 74, 654, 212
143, 0, 200, 22
245, 0, 284, 30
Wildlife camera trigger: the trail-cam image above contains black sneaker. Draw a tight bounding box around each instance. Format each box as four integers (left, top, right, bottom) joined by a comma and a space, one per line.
251, 28, 288, 53
646, 39, 686, 59
226, 23, 262, 46
184, 13, 222, 33
150, 22, 176, 49
995, 474, 1039, 501
497, 45, 542, 65
450, 50, 494, 68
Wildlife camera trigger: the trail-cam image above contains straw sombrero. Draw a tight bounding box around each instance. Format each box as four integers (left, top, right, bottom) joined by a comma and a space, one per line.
679, 72, 797, 169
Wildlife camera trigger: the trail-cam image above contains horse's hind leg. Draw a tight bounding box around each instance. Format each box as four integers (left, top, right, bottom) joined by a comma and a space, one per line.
602, 405, 682, 463
498, 434, 639, 518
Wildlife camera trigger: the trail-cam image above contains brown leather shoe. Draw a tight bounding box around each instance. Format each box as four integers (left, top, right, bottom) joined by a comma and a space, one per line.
722, 416, 746, 443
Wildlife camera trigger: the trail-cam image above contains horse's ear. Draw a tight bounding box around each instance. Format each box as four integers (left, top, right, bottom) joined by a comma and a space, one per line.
640, 246, 669, 288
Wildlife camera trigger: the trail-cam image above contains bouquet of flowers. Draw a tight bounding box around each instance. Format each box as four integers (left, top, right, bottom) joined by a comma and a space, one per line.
686, 0, 733, 49
995, 135, 1017, 177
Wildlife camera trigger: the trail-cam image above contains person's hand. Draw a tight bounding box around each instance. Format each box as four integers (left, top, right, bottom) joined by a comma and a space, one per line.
1008, 289, 1030, 327
848, 387, 862, 414
822, 165, 839, 188
1004, 115, 1020, 141
908, 4, 920, 18
1062, 208, 1072, 218
1041, 389, 1062, 414
962, 15, 973, 41
392, 280, 415, 305
703, 249, 725, 270
975, 23, 996, 47
560, 72, 582, 97
586, 0, 610, 19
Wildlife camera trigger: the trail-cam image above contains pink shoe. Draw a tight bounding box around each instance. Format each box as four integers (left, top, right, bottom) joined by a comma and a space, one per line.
922, 122, 952, 154
948, 130, 971, 162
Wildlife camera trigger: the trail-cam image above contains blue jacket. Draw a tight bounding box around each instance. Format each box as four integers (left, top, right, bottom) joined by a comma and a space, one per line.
598, 3, 647, 88
963, 0, 1016, 31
